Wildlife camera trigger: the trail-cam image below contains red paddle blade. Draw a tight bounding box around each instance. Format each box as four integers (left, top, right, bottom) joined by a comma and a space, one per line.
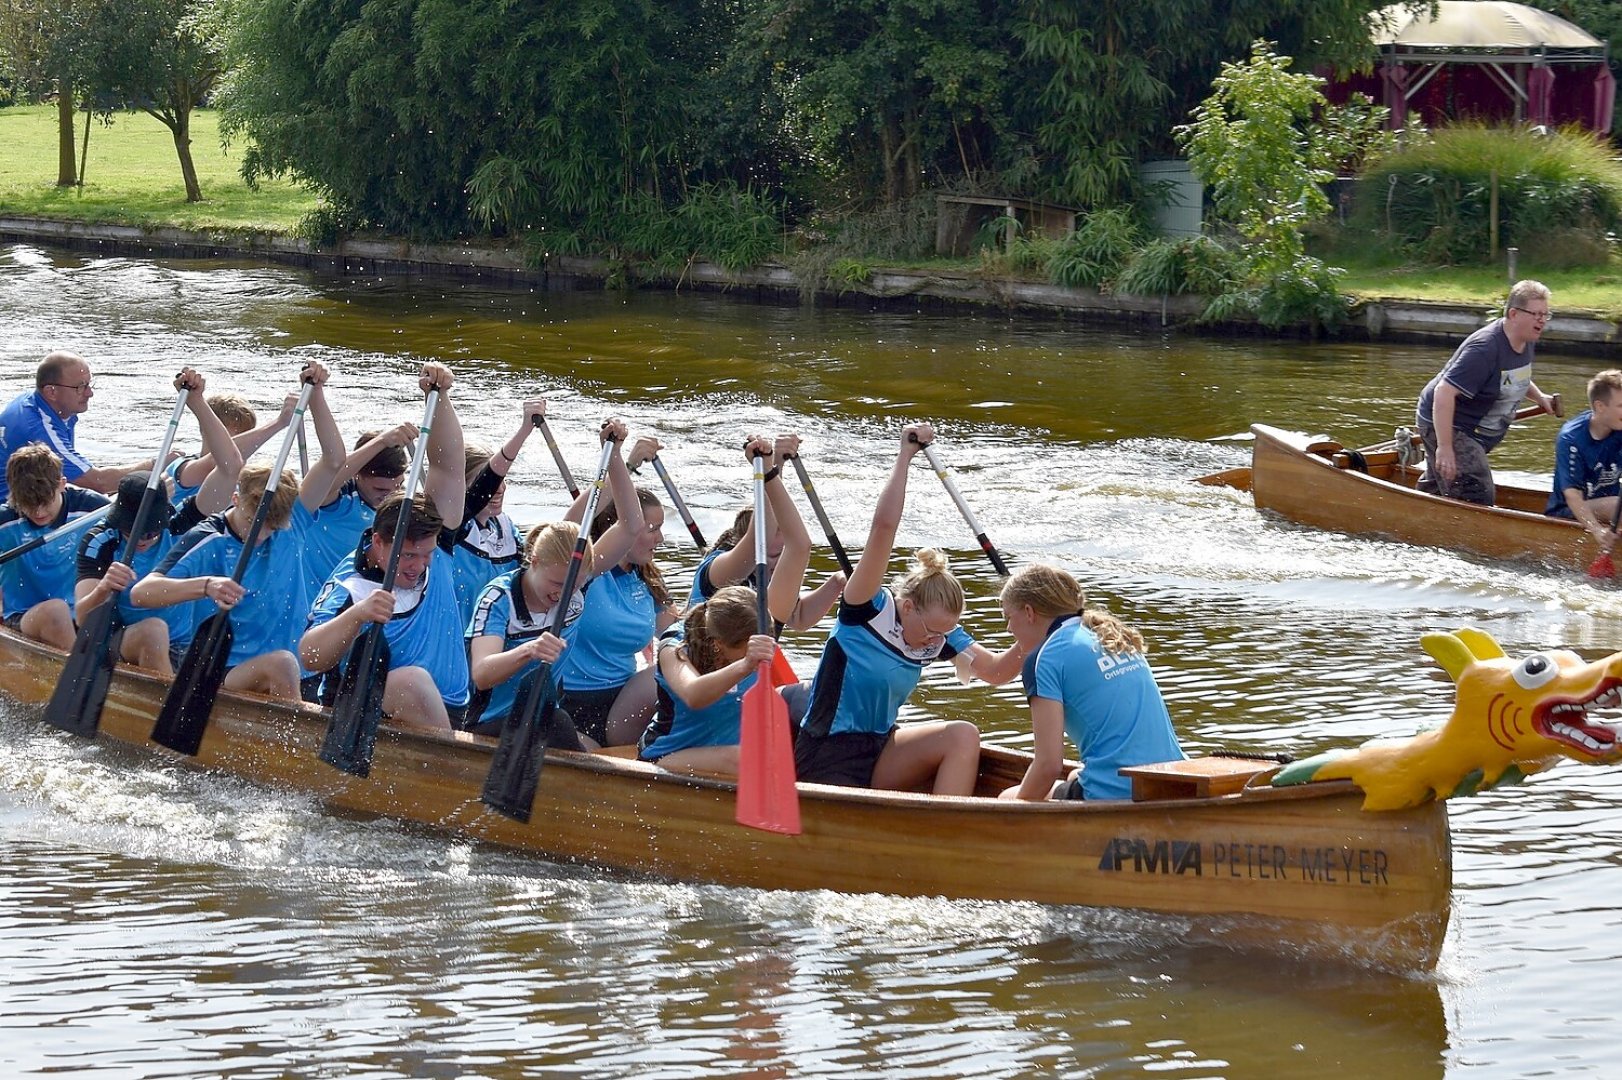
1589, 552, 1616, 579
737, 663, 801, 835
769, 644, 798, 687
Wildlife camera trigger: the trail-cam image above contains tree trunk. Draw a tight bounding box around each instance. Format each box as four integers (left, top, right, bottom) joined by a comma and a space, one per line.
170, 107, 202, 202
878, 120, 901, 206
79, 103, 92, 187
56, 82, 77, 187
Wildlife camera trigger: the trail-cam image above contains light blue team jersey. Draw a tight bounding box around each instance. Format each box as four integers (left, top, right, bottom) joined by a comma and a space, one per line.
684, 547, 726, 609
0, 391, 93, 502
307, 543, 470, 708
296, 482, 374, 600
154, 515, 310, 666
552, 565, 657, 692
802, 587, 974, 739
76, 498, 206, 649
447, 512, 521, 626
1023, 614, 1184, 800
163, 455, 202, 508
642, 642, 759, 760
465, 568, 584, 726
0, 487, 110, 616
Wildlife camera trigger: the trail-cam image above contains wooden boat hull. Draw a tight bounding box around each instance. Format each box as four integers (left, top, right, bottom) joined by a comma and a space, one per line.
1232, 424, 1591, 568
0, 628, 1452, 969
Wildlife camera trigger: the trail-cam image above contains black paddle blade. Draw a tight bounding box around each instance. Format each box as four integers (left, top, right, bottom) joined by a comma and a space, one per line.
481, 670, 556, 823
319, 628, 391, 777
41, 604, 125, 739
150, 613, 234, 756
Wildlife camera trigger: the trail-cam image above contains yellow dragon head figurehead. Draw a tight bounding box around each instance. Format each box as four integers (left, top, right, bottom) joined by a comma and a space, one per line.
1274, 628, 1622, 810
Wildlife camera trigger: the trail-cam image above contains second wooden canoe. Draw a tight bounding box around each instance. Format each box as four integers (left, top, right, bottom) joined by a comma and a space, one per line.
1202, 424, 1594, 569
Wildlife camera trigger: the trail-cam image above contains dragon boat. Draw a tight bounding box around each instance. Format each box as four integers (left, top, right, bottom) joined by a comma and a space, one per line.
2, 623, 1619, 971
1198, 424, 1598, 569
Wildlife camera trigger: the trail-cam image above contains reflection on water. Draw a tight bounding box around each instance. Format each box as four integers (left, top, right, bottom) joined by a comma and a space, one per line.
1, 242, 1618, 1076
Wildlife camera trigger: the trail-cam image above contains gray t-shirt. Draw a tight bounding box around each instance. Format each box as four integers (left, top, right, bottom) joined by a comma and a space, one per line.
1416, 319, 1533, 450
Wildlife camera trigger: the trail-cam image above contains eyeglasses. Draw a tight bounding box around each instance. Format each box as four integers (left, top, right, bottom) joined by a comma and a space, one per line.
1512, 306, 1552, 324
46, 380, 94, 393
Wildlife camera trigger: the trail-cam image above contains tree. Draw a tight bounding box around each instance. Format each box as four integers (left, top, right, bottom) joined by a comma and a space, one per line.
218, 0, 726, 237
1176, 40, 1349, 330
92, 0, 222, 201
1012, 0, 1399, 209
0, 0, 97, 185
736, 0, 1011, 207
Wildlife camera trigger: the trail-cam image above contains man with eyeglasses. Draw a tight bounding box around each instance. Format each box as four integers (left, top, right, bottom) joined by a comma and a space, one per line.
1416, 280, 1561, 506
0, 351, 156, 502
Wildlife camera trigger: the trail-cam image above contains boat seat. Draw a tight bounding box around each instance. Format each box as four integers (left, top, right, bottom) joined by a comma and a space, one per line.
1118, 756, 1277, 801
593, 744, 642, 759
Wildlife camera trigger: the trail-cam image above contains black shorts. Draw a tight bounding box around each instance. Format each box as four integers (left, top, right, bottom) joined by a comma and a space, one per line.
793, 729, 894, 788
556, 686, 623, 745
2, 612, 24, 632
462, 705, 584, 752
1060, 775, 1086, 801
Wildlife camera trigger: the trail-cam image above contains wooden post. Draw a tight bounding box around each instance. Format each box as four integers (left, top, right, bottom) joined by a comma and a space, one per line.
1507, 246, 1519, 288
1489, 169, 1500, 258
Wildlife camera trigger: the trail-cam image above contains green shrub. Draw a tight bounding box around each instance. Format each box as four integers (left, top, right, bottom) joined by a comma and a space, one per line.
1358, 124, 1622, 265
1201, 253, 1348, 332
1115, 236, 1240, 296
295, 203, 352, 250
786, 193, 938, 297
1044, 206, 1141, 288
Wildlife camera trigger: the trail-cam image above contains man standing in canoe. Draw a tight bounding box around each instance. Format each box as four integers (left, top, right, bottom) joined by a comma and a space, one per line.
1545, 369, 1622, 547
0, 352, 156, 501
1416, 280, 1560, 506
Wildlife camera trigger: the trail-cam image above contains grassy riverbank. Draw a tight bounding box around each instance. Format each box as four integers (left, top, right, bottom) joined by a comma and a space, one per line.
0, 105, 316, 232
3, 103, 1618, 316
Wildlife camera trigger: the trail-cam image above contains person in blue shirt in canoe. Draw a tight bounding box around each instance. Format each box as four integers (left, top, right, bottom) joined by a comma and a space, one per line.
0, 444, 110, 649
464, 417, 639, 743
793, 422, 1025, 797
0, 351, 158, 500
130, 362, 347, 702
676, 432, 845, 631
446, 396, 556, 625
639, 433, 815, 776
298, 363, 470, 732
549, 436, 680, 747
997, 564, 1185, 802
1545, 369, 1622, 553
164, 391, 304, 508
75, 367, 245, 676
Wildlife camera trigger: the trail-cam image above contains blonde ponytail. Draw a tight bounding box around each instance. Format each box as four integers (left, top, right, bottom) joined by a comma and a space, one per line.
1001, 563, 1146, 656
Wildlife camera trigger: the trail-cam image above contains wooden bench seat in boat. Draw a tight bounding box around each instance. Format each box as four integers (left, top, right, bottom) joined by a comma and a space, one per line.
1118, 757, 1277, 801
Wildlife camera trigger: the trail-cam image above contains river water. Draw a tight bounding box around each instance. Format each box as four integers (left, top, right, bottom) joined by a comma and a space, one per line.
1, 243, 1619, 1077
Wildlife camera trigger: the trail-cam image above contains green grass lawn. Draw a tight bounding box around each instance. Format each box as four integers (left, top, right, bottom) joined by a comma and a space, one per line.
1333, 255, 1622, 320
0, 104, 317, 233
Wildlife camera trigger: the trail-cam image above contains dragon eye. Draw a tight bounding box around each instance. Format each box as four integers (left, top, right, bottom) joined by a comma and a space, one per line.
1511, 653, 1558, 690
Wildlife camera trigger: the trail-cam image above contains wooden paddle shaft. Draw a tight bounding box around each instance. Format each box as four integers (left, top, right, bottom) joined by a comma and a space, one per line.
117, 391, 192, 565
376, 389, 438, 593
224, 381, 315, 584
751, 453, 769, 633
651, 454, 706, 549
786, 454, 853, 576
917, 441, 1010, 576
0, 505, 110, 566
536, 416, 580, 499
